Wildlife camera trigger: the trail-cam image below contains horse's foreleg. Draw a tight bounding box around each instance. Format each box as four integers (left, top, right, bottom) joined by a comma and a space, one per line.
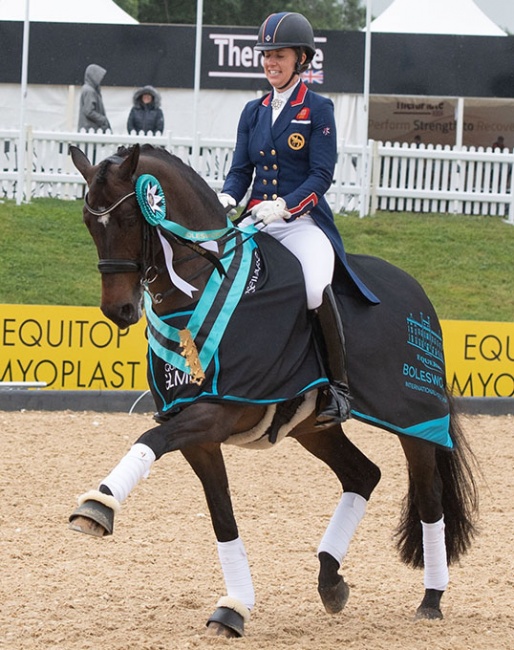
180, 444, 254, 638
399, 436, 446, 620
69, 442, 156, 536
293, 425, 381, 615
69, 403, 247, 537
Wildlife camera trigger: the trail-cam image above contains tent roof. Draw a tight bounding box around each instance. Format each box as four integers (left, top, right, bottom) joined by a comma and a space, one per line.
370, 0, 506, 36
0, 0, 138, 24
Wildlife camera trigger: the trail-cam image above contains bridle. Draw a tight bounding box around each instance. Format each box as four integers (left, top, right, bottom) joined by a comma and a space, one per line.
83, 188, 246, 304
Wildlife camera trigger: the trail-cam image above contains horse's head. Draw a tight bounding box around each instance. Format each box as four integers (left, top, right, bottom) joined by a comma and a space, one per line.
70, 144, 227, 329
70, 144, 147, 328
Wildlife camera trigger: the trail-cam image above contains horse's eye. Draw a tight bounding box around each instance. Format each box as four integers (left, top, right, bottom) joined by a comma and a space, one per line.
121, 213, 141, 227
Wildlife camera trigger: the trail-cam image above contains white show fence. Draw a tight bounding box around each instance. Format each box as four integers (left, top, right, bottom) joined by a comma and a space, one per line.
1, 127, 513, 222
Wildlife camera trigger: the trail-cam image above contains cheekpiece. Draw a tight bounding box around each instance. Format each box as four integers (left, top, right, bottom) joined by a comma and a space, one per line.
135, 174, 166, 226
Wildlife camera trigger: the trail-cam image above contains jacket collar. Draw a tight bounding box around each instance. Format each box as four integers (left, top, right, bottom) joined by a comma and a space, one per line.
262, 81, 308, 108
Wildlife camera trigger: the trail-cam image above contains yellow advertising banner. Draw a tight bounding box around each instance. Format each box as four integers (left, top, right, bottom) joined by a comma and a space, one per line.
1, 305, 512, 397
443, 320, 514, 398
0, 304, 148, 390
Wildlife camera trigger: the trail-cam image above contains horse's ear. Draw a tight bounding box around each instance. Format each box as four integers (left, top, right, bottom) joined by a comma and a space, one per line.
118, 144, 140, 182
69, 145, 94, 184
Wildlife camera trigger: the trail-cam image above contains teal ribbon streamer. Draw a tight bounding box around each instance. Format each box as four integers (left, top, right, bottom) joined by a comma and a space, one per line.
144, 224, 258, 377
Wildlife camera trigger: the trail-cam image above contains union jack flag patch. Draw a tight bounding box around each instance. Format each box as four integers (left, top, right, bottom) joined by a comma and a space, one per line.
301, 69, 324, 84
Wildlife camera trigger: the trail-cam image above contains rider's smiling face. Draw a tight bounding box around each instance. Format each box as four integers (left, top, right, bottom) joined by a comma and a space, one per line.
262, 48, 305, 92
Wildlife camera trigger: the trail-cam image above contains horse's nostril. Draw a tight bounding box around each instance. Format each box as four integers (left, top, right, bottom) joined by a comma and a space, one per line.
120, 303, 133, 317
120, 303, 137, 323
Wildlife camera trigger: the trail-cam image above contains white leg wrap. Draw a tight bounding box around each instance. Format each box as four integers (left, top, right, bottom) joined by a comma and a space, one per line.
217, 537, 255, 612
317, 492, 367, 565
100, 443, 156, 503
422, 517, 449, 591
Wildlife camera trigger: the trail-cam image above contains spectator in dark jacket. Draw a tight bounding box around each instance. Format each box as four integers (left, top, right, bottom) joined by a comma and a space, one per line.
127, 86, 165, 135
78, 64, 111, 132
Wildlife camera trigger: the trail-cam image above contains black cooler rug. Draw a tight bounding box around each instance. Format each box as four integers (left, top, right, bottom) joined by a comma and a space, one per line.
146, 231, 453, 450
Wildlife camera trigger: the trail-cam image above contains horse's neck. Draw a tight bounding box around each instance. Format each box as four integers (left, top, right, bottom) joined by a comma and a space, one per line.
147, 162, 228, 314
149, 231, 219, 317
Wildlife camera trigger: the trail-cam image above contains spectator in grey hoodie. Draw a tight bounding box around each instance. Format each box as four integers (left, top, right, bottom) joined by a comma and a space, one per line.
78, 64, 111, 132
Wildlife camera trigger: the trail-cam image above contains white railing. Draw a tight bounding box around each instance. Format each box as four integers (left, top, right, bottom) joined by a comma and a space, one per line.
371, 141, 514, 221
0, 128, 234, 201
1, 127, 513, 223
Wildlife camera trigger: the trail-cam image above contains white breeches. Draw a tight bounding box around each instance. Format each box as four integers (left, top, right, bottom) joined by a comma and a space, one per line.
243, 214, 335, 309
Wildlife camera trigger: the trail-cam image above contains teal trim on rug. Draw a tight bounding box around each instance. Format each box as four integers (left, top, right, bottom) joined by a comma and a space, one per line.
351, 410, 453, 449
157, 376, 328, 414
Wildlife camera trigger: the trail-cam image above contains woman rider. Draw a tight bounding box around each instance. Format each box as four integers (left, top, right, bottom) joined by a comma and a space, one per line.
218, 12, 379, 425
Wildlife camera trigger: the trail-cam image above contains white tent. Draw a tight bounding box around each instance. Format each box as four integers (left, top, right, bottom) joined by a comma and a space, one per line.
0, 0, 138, 24
370, 0, 507, 36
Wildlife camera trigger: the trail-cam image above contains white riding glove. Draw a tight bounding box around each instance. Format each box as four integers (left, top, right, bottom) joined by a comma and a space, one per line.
217, 192, 237, 214
250, 197, 291, 225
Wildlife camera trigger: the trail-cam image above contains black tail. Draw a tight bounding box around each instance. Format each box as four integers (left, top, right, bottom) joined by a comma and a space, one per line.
396, 393, 480, 568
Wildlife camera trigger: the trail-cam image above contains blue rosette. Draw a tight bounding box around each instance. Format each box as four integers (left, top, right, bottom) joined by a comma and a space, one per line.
135, 174, 166, 226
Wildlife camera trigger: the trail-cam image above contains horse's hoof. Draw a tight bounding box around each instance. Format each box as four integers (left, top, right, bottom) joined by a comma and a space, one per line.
206, 605, 246, 637
69, 499, 115, 537
415, 588, 444, 620
205, 621, 241, 638
318, 577, 350, 614
415, 605, 443, 620
68, 514, 108, 537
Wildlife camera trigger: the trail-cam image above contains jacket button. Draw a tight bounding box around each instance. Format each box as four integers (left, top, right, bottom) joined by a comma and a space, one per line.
272, 179, 277, 185
263, 194, 268, 200
260, 151, 265, 156
273, 164, 278, 170
272, 193, 278, 200
263, 165, 269, 171
271, 149, 276, 156
263, 179, 268, 185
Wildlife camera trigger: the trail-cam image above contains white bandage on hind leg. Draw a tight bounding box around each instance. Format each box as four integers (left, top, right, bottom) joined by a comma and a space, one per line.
317, 492, 367, 565
100, 443, 156, 503
217, 537, 255, 612
422, 517, 449, 591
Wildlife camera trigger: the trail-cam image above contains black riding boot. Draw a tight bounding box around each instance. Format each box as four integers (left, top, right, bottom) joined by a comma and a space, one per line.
314, 285, 351, 425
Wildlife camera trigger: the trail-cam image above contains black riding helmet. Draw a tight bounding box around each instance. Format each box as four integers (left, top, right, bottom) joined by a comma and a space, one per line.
255, 12, 316, 84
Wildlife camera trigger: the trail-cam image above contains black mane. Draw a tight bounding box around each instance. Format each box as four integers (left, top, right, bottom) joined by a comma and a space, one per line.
116, 144, 220, 210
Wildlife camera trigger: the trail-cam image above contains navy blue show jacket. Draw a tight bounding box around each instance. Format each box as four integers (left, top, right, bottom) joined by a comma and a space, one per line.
223, 82, 379, 304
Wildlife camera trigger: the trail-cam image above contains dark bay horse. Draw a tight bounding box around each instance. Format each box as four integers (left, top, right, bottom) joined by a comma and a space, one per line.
68, 143, 478, 638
